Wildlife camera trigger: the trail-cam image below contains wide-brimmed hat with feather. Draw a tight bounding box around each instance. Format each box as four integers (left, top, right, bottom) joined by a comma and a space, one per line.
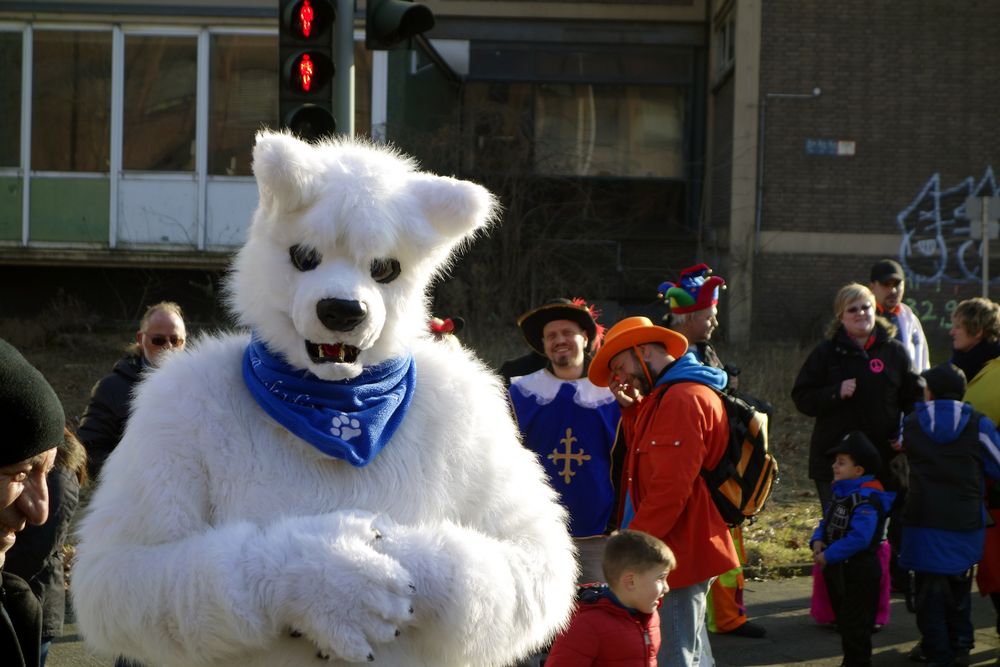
517, 298, 605, 356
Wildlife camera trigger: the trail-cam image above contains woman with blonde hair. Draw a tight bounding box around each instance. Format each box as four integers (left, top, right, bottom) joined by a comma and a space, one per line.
793, 283, 922, 632
793, 283, 921, 506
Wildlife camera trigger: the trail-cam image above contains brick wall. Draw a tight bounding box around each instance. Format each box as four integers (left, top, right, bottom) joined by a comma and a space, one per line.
750, 0, 1000, 349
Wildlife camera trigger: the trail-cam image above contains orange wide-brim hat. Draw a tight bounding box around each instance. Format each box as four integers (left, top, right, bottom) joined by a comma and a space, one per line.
587, 316, 689, 387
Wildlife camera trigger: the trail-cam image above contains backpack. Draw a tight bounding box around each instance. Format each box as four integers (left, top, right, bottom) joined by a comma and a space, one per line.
660, 383, 778, 526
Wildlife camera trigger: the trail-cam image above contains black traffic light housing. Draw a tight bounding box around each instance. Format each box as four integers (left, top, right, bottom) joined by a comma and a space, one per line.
279, 0, 337, 141
365, 0, 435, 50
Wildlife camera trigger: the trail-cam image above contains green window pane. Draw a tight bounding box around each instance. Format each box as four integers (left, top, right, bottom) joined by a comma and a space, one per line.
0, 177, 22, 240
29, 178, 109, 242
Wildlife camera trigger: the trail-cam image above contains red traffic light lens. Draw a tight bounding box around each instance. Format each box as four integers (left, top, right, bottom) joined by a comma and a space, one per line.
298, 53, 315, 91
286, 51, 334, 94
286, 0, 335, 41
299, 0, 314, 37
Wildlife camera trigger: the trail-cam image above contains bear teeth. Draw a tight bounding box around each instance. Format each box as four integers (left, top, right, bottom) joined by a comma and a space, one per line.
306, 341, 360, 364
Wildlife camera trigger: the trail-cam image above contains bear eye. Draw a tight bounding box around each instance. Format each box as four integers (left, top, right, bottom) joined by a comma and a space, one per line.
370, 258, 401, 284
289, 244, 321, 272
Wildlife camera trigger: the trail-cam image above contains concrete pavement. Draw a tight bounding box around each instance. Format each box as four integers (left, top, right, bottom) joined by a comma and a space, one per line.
711, 576, 999, 666
47, 576, 1000, 666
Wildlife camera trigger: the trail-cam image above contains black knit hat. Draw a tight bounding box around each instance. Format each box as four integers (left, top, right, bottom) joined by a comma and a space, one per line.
0, 338, 65, 467
826, 431, 882, 476
517, 298, 602, 356
921, 363, 967, 401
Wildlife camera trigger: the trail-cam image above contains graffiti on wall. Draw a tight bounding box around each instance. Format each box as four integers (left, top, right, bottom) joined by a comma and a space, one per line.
896, 167, 1000, 287
902, 289, 960, 332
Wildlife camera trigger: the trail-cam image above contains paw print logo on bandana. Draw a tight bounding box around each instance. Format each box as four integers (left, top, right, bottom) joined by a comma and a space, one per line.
331, 415, 362, 441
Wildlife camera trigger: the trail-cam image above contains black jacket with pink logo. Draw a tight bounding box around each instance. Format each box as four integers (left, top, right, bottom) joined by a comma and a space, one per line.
792, 321, 922, 483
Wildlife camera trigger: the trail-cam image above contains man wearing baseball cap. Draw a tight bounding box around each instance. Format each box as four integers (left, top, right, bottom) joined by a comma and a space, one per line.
509, 298, 621, 586
0, 339, 65, 667
589, 317, 739, 666
869, 258, 929, 372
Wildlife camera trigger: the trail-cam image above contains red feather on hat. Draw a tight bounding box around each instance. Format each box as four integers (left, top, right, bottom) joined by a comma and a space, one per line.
571, 298, 606, 350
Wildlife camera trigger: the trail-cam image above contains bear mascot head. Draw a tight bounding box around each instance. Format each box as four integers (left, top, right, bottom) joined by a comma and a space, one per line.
229, 132, 492, 382
72, 132, 577, 667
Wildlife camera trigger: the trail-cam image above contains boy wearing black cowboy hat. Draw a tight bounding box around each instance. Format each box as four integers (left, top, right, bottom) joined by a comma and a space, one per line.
811, 432, 895, 667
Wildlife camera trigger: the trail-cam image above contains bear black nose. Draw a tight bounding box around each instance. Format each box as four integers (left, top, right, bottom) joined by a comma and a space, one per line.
316, 298, 368, 332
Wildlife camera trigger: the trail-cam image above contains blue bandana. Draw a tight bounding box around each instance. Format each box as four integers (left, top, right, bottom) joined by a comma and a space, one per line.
242, 337, 416, 467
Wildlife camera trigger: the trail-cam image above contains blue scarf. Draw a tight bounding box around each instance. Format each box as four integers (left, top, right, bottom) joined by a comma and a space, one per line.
242, 337, 416, 467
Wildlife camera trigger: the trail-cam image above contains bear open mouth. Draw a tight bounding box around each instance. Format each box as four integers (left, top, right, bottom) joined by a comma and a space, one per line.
305, 341, 360, 364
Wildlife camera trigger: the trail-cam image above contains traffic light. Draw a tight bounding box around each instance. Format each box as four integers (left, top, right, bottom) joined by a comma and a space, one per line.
279, 0, 337, 141
365, 0, 435, 50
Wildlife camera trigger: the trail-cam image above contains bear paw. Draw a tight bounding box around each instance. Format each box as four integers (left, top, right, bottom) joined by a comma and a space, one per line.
273, 513, 414, 662
330, 415, 362, 441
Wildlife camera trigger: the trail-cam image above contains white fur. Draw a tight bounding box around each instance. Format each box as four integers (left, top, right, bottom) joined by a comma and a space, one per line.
72, 133, 576, 667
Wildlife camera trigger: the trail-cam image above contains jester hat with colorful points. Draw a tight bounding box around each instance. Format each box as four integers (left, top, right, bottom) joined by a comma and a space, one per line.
658, 263, 726, 314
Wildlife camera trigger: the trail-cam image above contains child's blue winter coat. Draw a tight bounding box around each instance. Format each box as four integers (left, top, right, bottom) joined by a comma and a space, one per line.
899, 399, 1000, 574
810, 475, 895, 565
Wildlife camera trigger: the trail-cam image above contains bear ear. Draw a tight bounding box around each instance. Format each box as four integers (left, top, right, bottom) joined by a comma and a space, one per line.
408, 174, 499, 239
251, 130, 318, 212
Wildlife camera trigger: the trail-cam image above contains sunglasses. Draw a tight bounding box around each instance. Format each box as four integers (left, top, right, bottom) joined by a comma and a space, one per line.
147, 334, 184, 347
845, 304, 872, 315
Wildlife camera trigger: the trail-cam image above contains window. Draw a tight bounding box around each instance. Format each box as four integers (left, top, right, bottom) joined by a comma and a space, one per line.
462, 82, 685, 179
32, 30, 112, 172
0, 31, 21, 168
714, 11, 735, 78
208, 34, 277, 176
534, 84, 684, 178
123, 35, 198, 171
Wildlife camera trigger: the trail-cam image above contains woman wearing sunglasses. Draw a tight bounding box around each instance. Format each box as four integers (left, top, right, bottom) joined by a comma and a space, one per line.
77, 301, 186, 481
792, 283, 922, 511
793, 283, 922, 635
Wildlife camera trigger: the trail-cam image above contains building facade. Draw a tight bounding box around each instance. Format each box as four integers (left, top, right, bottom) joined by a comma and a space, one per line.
7, 0, 991, 347
707, 0, 999, 349
0, 0, 711, 328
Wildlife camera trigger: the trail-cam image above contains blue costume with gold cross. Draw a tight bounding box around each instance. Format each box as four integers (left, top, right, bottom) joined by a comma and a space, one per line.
509, 369, 620, 538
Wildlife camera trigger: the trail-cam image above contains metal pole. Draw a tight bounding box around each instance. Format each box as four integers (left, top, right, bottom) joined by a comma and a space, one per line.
754, 96, 766, 254
983, 196, 990, 298
335, 0, 355, 136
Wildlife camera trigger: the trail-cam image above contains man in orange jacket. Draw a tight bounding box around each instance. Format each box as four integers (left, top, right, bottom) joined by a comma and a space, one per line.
590, 317, 739, 667
660, 265, 767, 640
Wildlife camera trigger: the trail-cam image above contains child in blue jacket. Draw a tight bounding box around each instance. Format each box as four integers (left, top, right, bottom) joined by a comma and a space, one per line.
811, 431, 896, 667
899, 363, 1000, 667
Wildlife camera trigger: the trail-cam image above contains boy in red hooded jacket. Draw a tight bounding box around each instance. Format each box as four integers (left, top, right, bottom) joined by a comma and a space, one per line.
547, 530, 674, 666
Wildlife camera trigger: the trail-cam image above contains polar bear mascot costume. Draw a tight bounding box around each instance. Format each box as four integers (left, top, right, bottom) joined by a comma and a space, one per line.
73, 131, 577, 667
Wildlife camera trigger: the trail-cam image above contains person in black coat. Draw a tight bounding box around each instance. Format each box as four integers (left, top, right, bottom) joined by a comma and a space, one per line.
792, 283, 922, 509
793, 283, 922, 595
78, 301, 187, 478
5, 427, 88, 667
0, 339, 66, 667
